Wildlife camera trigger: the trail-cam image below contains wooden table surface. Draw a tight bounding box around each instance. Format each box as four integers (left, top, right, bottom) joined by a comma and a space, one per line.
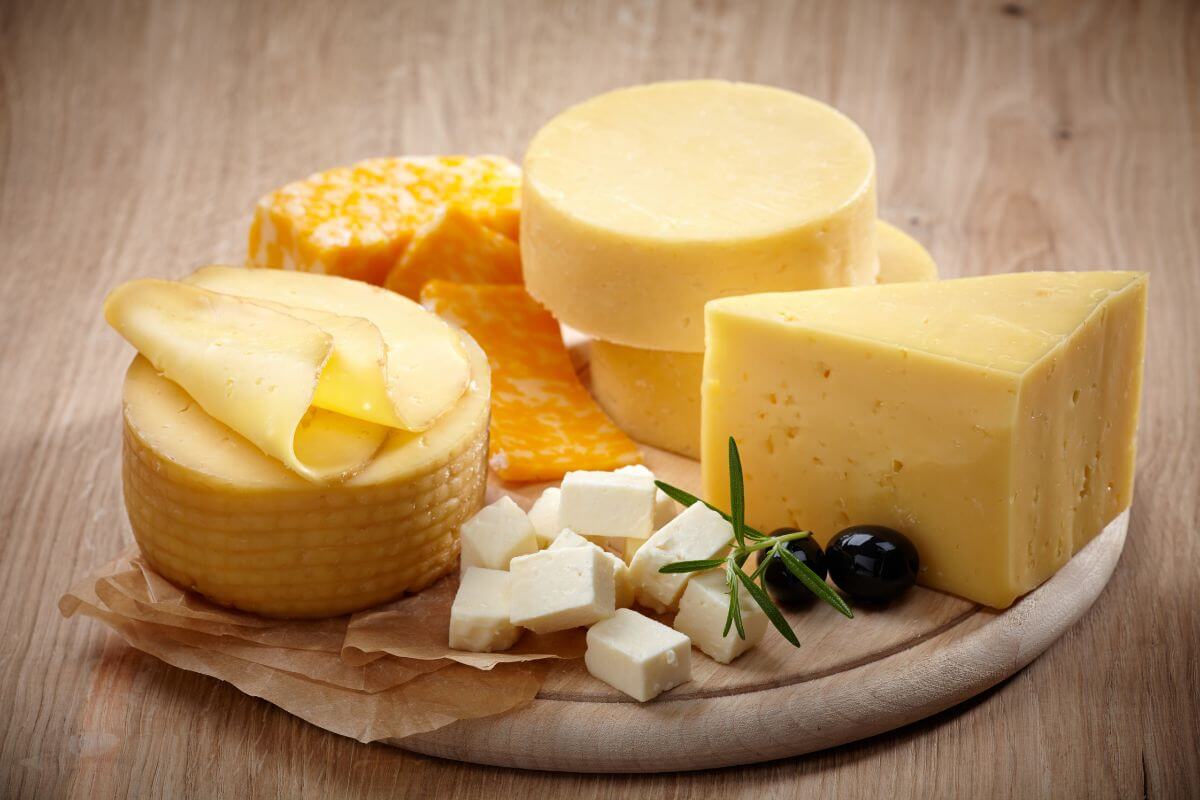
2, 0, 1197, 797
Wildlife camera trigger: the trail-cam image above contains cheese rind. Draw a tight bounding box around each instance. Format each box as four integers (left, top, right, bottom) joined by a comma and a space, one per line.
673, 570, 766, 664
120, 331, 491, 618
459, 496, 539, 570
588, 220, 938, 457
509, 546, 616, 633
522, 80, 877, 352
701, 271, 1147, 608
628, 503, 733, 612
450, 568, 523, 652
585, 609, 692, 702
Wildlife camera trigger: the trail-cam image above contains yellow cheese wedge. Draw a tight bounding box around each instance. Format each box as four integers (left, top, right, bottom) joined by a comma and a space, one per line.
702, 271, 1148, 608
522, 80, 878, 352
589, 222, 939, 458
121, 331, 491, 618
249, 155, 521, 285
185, 265, 470, 432
104, 279, 387, 483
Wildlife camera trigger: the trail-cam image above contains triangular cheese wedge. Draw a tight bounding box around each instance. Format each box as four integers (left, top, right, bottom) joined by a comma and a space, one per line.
105, 279, 387, 483
702, 271, 1148, 608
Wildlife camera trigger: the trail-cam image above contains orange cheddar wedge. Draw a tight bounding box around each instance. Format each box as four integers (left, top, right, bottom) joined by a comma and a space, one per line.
384, 206, 522, 299
249, 156, 521, 285
420, 281, 642, 481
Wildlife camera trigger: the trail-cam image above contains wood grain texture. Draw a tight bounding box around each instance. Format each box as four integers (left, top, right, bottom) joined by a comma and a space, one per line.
0, 0, 1197, 797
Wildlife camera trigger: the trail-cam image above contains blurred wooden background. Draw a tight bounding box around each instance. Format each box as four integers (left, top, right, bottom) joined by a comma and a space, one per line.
1, 0, 1197, 797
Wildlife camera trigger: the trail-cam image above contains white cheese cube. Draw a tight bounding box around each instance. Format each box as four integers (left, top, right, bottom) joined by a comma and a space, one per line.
585, 608, 692, 702
509, 546, 616, 633
527, 487, 562, 547
460, 496, 539, 570
559, 470, 655, 541
628, 502, 733, 612
616, 464, 680, 529
673, 570, 766, 663
549, 529, 634, 609
449, 568, 523, 653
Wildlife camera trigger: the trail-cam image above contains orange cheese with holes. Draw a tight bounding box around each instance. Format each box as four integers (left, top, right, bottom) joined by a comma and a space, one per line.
420, 281, 642, 481
384, 206, 522, 299
249, 156, 521, 285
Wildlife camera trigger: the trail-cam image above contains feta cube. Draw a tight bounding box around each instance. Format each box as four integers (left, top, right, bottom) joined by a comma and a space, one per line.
449, 568, 523, 652
628, 502, 733, 612
460, 496, 539, 570
585, 609, 692, 701
549, 529, 634, 609
615, 465, 679, 561
616, 464, 680, 528
527, 487, 562, 547
559, 470, 655, 541
673, 570, 766, 663
509, 546, 616, 633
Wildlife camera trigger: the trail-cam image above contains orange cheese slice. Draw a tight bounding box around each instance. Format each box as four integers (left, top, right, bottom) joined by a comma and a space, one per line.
420, 281, 642, 481
384, 206, 522, 299
249, 156, 521, 285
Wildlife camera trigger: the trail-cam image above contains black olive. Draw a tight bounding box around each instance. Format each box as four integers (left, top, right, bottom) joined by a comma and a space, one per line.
825, 525, 919, 602
762, 528, 828, 607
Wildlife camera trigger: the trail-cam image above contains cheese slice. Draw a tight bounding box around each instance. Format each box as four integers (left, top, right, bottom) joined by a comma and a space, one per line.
522, 80, 877, 352
588, 220, 939, 458
702, 271, 1148, 608
187, 265, 469, 432
420, 281, 642, 481
104, 279, 386, 483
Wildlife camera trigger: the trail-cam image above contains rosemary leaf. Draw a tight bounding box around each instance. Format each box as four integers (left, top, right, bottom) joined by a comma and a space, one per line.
657, 558, 726, 574
728, 437, 747, 549
777, 544, 855, 619
734, 564, 800, 647
653, 480, 768, 540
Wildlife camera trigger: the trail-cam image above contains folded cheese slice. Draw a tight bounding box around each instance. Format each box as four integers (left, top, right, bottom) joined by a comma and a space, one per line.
185, 266, 469, 431
104, 279, 387, 482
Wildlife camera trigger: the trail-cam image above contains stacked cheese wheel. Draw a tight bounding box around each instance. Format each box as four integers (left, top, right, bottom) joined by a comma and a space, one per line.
522, 80, 939, 458
110, 268, 491, 618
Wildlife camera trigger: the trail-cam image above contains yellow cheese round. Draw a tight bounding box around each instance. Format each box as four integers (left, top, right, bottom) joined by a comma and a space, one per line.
522, 80, 878, 353
120, 333, 490, 619
590, 222, 938, 458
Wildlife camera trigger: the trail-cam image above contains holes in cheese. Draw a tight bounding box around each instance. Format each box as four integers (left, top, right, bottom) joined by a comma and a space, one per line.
248, 155, 521, 285
419, 281, 642, 482
384, 206, 522, 299
185, 265, 470, 432
104, 279, 387, 483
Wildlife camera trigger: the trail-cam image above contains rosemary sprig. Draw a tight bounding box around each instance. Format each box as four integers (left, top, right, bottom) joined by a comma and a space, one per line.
657, 436, 854, 647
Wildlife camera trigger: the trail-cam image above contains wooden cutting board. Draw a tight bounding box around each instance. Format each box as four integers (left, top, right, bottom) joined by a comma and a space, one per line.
397, 493, 1126, 770
392, 345, 1130, 772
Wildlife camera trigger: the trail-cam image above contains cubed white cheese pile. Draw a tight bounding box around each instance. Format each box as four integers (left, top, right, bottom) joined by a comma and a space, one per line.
449, 464, 764, 701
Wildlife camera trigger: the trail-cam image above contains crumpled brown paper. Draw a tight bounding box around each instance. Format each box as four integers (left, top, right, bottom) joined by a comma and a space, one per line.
60, 547, 581, 743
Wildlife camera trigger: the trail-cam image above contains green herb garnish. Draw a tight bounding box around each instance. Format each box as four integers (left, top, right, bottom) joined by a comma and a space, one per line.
656, 436, 853, 646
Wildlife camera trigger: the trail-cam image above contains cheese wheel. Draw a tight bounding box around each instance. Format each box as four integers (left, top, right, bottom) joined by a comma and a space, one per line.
120, 333, 490, 618
522, 80, 878, 353
590, 222, 938, 458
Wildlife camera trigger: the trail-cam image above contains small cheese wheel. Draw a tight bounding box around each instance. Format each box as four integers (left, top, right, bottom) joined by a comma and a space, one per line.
522, 80, 878, 353
590, 222, 938, 458
120, 333, 491, 619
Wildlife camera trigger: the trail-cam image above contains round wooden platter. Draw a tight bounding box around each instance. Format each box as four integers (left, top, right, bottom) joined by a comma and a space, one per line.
394, 436, 1129, 773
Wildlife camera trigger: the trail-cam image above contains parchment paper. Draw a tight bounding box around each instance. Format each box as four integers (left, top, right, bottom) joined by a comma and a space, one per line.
60, 548, 580, 742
